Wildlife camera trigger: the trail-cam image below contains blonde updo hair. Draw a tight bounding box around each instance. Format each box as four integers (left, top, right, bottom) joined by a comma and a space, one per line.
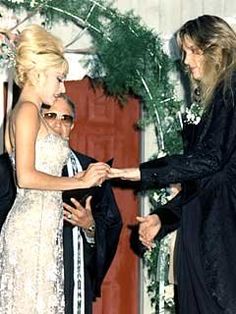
15, 24, 69, 87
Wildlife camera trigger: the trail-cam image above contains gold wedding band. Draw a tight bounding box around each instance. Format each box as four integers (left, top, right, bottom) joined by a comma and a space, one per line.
67, 213, 72, 219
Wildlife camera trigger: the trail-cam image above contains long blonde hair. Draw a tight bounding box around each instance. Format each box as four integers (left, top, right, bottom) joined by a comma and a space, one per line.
177, 15, 236, 105
15, 24, 69, 87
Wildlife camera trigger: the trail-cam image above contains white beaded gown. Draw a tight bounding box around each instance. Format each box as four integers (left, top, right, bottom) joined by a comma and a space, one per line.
0, 132, 69, 314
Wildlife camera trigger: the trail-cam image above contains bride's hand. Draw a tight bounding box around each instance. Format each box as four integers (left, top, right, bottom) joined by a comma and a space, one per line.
75, 162, 110, 188
108, 167, 141, 181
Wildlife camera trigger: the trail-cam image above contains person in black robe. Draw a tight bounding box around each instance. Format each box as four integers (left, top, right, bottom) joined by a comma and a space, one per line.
0, 153, 16, 230
109, 15, 236, 314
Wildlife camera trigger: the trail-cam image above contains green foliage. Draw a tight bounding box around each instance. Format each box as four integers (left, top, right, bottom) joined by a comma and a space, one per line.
144, 241, 161, 309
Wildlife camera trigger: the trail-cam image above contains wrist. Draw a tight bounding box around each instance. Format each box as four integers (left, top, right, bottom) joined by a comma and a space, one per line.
121, 168, 140, 181
74, 172, 90, 188
84, 220, 96, 235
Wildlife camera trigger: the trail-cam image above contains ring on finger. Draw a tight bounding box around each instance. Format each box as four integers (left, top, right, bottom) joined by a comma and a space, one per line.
67, 213, 72, 219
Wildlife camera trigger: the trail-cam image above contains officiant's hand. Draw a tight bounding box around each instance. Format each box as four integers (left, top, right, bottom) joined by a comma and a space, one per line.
63, 196, 94, 229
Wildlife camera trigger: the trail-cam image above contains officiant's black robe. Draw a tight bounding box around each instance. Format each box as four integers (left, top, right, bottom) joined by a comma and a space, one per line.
139, 80, 236, 314
62, 151, 122, 314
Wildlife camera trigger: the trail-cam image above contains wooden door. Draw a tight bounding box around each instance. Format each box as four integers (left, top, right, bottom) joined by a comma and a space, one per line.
65, 77, 140, 314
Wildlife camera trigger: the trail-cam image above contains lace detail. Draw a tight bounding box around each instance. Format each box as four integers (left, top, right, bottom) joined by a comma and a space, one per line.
0, 133, 69, 313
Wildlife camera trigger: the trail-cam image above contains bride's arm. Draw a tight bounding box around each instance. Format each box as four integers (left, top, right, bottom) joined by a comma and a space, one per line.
13, 102, 107, 190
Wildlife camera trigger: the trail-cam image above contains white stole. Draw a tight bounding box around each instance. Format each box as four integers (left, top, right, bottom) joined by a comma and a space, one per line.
67, 152, 85, 314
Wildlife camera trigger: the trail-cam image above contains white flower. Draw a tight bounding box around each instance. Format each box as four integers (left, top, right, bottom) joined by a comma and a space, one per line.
157, 150, 167, 158
144, 250, 152, 260
10, 0, 24, 3
0, 31, 17, 70
30, 0, 37, 7
184, 102, 203, 125
164, 284, 175, 307
152, 191, 160, 202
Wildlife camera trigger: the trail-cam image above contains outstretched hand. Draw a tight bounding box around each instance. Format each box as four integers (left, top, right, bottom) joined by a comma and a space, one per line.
136, 214, 161, 250
108, 167, 141, 181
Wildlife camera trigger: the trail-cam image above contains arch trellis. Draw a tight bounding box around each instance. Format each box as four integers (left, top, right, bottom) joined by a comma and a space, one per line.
1, 0, 183, 312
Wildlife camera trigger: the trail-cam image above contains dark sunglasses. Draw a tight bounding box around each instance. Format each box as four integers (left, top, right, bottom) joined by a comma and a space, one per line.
42, 112, 74, 126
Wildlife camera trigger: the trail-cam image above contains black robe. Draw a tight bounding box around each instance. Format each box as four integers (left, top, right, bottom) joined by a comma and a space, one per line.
0, 153, 16, 230
62, 151, 122, 314
140, 80, 236, 314
0, 151, 122, 314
